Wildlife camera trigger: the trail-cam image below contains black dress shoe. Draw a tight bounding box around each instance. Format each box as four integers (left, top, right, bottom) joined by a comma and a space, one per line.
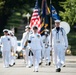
59, 68, 61, 72
9, 64, 13, 67
13, 63, 15, 65
39, 62, 42, 65
56, 68, 61, 72
28, 64, 33, 68
48, 62, 51, 66
31, 64, 33, 66
63, 65, 66, 67
28, 65, 32, 68
33, 70, 38, 72
35, 70, 38, 72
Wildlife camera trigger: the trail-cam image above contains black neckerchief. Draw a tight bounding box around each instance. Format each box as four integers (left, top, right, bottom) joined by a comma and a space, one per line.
56, 27, 60, 32
56, 27, 60, 39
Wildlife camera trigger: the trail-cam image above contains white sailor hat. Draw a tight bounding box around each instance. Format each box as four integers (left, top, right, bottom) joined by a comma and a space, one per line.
8, 30, 14, 35
44, 29, 49, 35
55, 20, 61, 23
8, 30, 12, 34
10, 31, 14, 35
3, 29, 9, 32
11, 32, 14, 36
44, 32, 48, 34
25, 26, 30, 29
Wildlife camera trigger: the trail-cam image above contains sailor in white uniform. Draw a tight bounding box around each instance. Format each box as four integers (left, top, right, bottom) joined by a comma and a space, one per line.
50, 20, 68, 72
8, 31, 17, 66
42, 29, 51, 66
21, 26, 32, 67
28, 26, 43, 72
0, 29, 14, 68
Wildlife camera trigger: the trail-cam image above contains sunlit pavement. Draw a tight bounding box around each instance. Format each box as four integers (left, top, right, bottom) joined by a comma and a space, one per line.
0, 56, 76, 75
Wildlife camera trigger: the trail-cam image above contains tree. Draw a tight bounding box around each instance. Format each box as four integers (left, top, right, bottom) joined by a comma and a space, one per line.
0, 0, 67, 33
59, 0, 76, 26
0, 0, 5, 14
0, 0, 36, 32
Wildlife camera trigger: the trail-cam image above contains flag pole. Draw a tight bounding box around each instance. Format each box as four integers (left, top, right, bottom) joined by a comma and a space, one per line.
50, 0, 52, 31
42, 0, 46, 30
50, 0, 53, 61
50, 0, 52, 45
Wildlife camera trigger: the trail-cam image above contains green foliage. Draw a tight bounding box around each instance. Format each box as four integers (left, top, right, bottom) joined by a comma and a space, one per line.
68, 32, 76, 55
59, 0, 76, 26
0, 0, 36, 31
0, 0, 5, 14
6, 12, 22, 29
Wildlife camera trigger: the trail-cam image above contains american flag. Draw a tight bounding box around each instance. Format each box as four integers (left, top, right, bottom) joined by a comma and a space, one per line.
29, 0, 41, 32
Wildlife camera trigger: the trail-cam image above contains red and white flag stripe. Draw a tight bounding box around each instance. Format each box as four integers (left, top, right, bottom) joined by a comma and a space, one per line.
30, 9, 41, 32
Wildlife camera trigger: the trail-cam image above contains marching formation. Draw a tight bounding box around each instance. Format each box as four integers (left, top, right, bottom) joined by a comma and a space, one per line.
0, 20, 68, 72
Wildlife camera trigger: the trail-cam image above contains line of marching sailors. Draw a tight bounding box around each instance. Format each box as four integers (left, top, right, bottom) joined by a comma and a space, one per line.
21, 26, 51, 72
0, 29, 17, 68
21, 20, 68, 72
0, 20, 68, 72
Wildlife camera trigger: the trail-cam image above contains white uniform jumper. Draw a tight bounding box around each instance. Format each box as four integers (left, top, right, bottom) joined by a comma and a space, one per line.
50, 27, 68, 69
42, 35, 51, 65
21, 31, 32, 66
0, 35, 13, 67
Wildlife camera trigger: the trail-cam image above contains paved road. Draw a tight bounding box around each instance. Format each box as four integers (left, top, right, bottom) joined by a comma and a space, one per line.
0, 56, 76, 75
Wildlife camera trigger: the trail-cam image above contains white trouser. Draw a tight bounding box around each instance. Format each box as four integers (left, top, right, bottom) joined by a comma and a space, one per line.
25, 48, 29, 65
44, 47, 51, 64
23, 50, 26, 61
38, 50, 41, 63
41, 44, 45, 58
2, 50, 11, 67
32, 50, 41, 70
61, 50, 65, 65
52, 44, 65, 69
10, 51, 16, 65
28, 56, 33, 66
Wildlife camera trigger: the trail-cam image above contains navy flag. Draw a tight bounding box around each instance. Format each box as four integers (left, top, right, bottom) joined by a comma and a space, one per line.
40, 0, 49, 35
50, 5, 60, 20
